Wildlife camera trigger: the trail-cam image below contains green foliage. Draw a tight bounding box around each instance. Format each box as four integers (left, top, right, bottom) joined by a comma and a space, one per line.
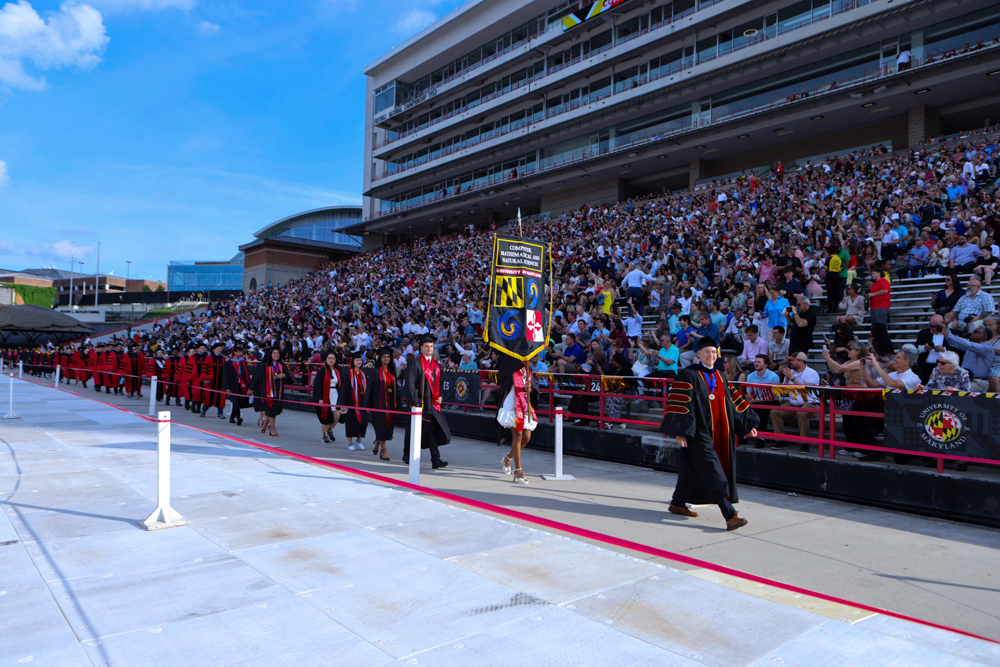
142, 284, 152, 293
155, 285, 165, 292
2, 283, 57, 308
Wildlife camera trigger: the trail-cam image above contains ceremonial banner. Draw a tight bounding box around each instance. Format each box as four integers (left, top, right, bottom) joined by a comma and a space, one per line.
440, 371, 481, 407
485, 235, 551, 362
562, 0, 628, 31
884, 390, 1000, 462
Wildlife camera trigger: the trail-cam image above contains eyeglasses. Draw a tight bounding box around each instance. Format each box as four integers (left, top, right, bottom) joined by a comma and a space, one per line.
937, 361, 949, 366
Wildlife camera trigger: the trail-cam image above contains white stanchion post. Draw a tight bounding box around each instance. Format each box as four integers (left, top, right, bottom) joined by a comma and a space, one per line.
140, 411, 187, 530
408, 406, 422, 485
149, 376, 158, 417
2, 374, 18, 420
18, 361, 23, 378
543, 407, 575, 481
1, 357, 5, 373
54, 365, 60, 387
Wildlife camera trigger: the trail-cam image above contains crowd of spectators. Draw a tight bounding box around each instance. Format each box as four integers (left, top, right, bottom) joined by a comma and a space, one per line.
30, 129, 1000, 466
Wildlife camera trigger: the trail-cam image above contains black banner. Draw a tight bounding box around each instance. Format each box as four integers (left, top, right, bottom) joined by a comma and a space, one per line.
485, 235, 551, 362
440, 371, 481, 406
884, 390, 1000, 461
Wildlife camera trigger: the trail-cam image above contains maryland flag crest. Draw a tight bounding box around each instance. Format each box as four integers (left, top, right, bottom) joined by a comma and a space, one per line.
485, 234, 552, 362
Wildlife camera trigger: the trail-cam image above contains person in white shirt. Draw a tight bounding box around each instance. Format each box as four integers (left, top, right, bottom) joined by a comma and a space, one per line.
770, 352, 820, 450
846, 348, 921, 462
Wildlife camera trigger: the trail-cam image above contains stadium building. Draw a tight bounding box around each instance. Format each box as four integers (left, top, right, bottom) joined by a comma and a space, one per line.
357, 0, 1000, 240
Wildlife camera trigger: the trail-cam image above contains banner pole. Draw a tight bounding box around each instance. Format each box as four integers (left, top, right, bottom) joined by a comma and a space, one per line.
149, 376, 158, 416
54, 365, 60, 387
543, 407, 574, 481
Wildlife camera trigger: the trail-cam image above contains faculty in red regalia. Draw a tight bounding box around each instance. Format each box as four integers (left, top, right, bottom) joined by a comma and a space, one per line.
659, 337, 758, 531
199, 342, 227, 419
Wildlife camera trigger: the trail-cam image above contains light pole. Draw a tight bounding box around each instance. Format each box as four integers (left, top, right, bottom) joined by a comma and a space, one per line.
126, 260, 131, 286
78, 262, 85, 306
69, 243, 74, 309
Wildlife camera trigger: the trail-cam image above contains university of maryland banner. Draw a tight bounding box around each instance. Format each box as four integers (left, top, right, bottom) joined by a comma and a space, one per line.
884, 390, 1000, 462
440, 371, 481, 406
484, 235, 552, 362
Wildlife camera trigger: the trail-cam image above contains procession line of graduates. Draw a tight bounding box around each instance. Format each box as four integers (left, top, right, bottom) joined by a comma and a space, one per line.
5, 337, 451, 465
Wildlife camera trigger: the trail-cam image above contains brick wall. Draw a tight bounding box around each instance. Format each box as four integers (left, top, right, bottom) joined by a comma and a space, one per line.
243, 247, 329, 270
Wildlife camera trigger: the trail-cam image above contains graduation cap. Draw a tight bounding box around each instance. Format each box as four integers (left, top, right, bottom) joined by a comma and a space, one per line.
696, 336, 720, 351
351, 350, 365, 360
376, 346, 393, 359
418, 334, 436, 346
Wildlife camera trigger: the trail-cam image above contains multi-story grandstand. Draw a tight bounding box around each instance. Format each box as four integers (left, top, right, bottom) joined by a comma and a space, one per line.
356, 0, 999, 241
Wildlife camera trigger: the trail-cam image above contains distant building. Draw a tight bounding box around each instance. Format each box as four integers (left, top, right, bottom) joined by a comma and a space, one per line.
167, 254, 245, 293
13, 268, 166, 304
239, 206, 363, 292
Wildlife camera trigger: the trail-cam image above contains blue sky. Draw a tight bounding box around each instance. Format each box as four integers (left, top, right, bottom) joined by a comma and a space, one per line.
0, 0, 465, 282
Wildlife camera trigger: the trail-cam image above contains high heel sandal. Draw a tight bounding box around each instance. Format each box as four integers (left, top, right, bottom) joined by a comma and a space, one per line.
380, 446, 390, 462
501, 454, 512, 475
268, 425, 279, 437
513, 468, 528, 484
260, 423, 267, 433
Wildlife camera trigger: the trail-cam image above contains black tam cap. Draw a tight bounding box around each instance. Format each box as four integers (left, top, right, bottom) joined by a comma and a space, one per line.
696, 336, 719, 351
419, 334, 436, 346
351, 351, 365, 360
376, 346, 393, 358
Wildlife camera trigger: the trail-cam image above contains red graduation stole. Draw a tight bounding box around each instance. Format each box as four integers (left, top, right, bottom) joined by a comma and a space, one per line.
319, 367, 337, 421
513, 366, 534, 431
231, 360, 248, 392
264, 363, 281, 407
379, 367, 395, 427
350, 368, 366, 407
419, 355, 441, 412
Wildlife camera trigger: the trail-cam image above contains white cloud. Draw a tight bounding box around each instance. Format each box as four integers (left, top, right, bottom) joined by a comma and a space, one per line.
0, 240, 16, 252
195, 20, 219, 34
0, 160, 9, 187
395, 8, 436, 35
87, 0, 195, 11
27, 239, 94, 261
0, 1, 109, 90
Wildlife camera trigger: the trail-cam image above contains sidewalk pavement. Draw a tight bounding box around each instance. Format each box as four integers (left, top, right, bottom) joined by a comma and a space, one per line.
2, 375, 999, 665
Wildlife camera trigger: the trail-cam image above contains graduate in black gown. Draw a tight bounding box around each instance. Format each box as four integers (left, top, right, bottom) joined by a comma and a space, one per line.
249, 347, 288, 437
659, 336, 758, 530
222, 346, 252, 426
343, 351, 369, 451
311, 350, 342, 444
402, 335, 449, 469
365, 346, 400, 462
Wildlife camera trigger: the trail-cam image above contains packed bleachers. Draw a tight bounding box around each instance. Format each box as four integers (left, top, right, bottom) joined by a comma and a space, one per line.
16, 125, 1000, 472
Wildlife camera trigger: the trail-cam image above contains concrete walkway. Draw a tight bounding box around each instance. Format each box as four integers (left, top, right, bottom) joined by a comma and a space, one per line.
2, 376, 999, 665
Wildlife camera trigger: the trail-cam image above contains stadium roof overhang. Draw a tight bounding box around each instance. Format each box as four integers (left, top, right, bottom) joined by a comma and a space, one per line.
252, 206, 363, 240
354, 49, 1000, 239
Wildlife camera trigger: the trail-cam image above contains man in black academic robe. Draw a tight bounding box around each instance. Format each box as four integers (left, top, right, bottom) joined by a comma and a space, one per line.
659, 336, 758, 530
402, 335, 449, 469
222, 346, 252, 425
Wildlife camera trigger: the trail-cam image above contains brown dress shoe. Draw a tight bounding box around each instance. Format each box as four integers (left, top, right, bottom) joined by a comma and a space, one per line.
668, 504, 698, 517
726, 514, 749, 531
